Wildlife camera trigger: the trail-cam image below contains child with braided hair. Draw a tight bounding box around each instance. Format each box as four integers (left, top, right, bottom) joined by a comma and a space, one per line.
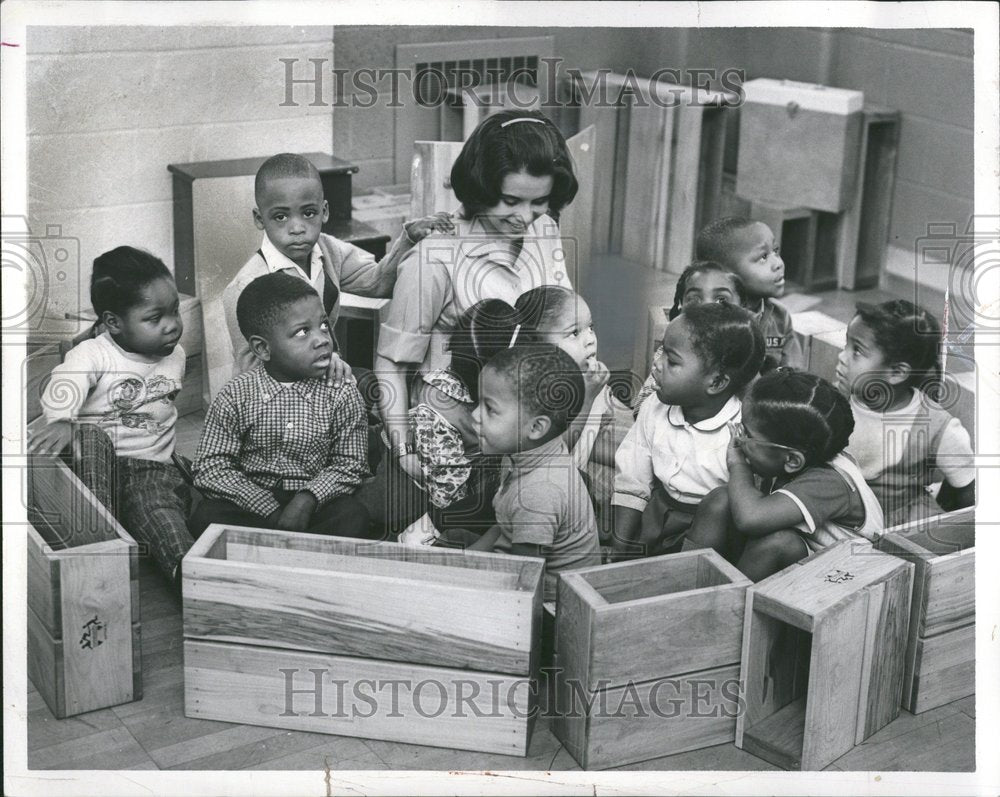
687, 369, 884, 581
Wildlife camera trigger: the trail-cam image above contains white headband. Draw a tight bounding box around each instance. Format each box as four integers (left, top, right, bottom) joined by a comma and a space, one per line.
508, 324, 521, 348
500, 117, 546, 128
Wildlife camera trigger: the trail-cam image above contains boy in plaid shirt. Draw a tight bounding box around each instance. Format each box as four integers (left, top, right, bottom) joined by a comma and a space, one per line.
189, 273, 374, 538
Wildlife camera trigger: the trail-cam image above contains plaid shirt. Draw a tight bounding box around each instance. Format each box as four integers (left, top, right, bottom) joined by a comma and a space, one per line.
193, 367, 368, 516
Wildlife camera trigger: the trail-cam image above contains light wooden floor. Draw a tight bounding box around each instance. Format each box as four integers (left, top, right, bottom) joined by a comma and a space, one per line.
27, 556, 975, 772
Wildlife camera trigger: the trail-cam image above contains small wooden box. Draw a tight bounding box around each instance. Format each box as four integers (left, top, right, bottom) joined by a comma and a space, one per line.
737, 79, 864, 213
183, 525, 544, 755
877, 508, 975, 713
27, 456, 141, 718
737, 540, 913, 771
554, 551, 751, 769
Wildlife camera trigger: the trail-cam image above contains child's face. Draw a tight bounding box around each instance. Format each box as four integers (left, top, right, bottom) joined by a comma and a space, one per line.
734, 410, 802, 478
681, 270, 740, 311
256, 295, 333, 382
650, 316, 716, 407
728, 222, 785, 300
537, 295, 598, 370
108, 277, 182, 357
836, 316, 892, 400
253, 176, 330, 267
479, 170, 552, 239
472, 365, 535, 455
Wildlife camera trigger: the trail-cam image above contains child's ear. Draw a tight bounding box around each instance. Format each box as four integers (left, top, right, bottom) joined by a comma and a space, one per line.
782, 449, 807, 475
321, 199, 330, 224
101, 310, 123, 334
248, 334, 271, 362
886, 361, 912, 386
706, 371, 732, 396
252, 207, 265, 231
526, 414, 552, 442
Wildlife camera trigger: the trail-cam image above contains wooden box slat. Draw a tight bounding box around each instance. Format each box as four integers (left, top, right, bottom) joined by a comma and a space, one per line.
184, 640, 535, 756
736, 541, 913, 771
183, 525, 543, 676
553, 550, 750, 769
877, 508, 975, 713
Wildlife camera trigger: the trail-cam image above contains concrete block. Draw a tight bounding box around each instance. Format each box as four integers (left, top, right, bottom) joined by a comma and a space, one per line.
887, 181, 973, 260
350, 159, 396, 193
335, 101, 395, 163
186, 115, 332, 165
874, 47, 973, 129
830, 32, 890, 106
895, 117, 973, 198
855, 29, 973, 59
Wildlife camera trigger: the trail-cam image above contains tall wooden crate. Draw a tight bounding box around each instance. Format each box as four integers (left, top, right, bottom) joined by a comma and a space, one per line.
183, 525, 544, 755
736, 540, 913, 770
27, 456, 141, 718
572, 72, 732, 271
553, 551, 751, 769
877, 508, 975, 713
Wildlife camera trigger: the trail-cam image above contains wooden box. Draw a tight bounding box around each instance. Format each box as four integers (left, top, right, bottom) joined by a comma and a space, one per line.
737, 79, 864, 213
877, 508, 975, 713
737, 540, 913, 771
183, 525, 544, 755
27, 455, 141, 718
553, 551, 751, 769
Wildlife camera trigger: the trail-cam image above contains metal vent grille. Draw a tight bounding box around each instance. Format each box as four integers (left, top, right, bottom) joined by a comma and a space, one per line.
413, 56, 539, 105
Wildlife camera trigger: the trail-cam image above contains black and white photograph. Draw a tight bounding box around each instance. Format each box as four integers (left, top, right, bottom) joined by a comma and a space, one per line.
2, 2, 998, 795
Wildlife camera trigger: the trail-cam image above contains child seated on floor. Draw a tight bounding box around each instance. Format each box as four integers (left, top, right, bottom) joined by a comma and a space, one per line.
223, 152, 450, 384
30, 246, 193, 590
397, 299, 518, 546
513, 286, 633, 544
696, 216, 804, 371
632, 260, 749, 415
836, 299, 975, 525
687, 369, 884, 581
469, 344, 601, 602
189, 273, 375, 539
611, 302, 765, 560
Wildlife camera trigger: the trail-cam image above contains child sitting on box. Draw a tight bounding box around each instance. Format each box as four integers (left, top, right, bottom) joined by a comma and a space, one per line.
190, 273, 374, 538
469, 344, 601, 601
223, 152, 451, 384
687, 369, 884, 581
632, 260, 749, 416
513, 286, 633, 544
836, 299, 975, 525
611, 302, 765, 560
30, 246, 193, 589
696, 216, 804, 371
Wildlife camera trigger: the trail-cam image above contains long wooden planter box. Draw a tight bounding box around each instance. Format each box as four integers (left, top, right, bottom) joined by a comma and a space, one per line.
553, 550, 751, 769
27, 455, 141, 718
737, 540, 913, 770
182, 525, 544, 755
877, 508, 975, 713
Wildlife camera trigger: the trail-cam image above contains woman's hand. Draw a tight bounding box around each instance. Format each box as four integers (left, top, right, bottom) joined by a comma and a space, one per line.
396, 453, 424, 486
726, 421, 748, 471
276, 491, 318, 532
325, 351, 353, 389
404, 212, 455, 244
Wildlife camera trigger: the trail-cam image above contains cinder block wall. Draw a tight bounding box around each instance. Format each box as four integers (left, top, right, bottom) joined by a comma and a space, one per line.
27, 26, 334, 327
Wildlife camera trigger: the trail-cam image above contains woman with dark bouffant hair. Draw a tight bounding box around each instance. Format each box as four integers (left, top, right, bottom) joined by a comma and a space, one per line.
369, 109, 579, 529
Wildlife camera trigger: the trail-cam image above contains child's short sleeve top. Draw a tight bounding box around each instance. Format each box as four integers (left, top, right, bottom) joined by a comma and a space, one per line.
493, 436, 600, 601
41, 332, 185, 462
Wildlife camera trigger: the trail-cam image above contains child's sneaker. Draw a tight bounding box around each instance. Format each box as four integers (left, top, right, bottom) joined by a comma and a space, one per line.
398, 513, 441, 547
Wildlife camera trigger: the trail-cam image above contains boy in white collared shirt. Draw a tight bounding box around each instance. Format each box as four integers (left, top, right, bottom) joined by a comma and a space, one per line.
612, 303, 765, 559
222, 152, 449, 379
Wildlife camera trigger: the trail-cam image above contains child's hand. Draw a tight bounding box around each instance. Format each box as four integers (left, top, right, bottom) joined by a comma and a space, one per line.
583, 358, 610, 400
276, 491, 317, 532
726, 421, 747, 470
404, 212, 455, 244
397, 453, 425, 486
325, 351, 353, 389
28, 420, 73, 457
